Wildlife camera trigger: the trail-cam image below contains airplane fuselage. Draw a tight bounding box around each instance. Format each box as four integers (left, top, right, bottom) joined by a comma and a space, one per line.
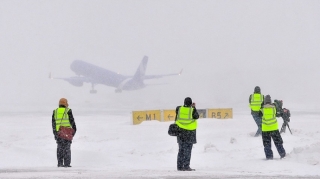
70, 60, 144, 91
70, 60, 127, 87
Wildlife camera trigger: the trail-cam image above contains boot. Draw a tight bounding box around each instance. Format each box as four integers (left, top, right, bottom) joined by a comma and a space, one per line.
177, 168, 184, 171
254, 133, 260, 137
184, 167, 195, 171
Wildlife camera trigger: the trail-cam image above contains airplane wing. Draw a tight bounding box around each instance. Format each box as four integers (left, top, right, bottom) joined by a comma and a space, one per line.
49, 73, 94, 86
142, 69, 183, 80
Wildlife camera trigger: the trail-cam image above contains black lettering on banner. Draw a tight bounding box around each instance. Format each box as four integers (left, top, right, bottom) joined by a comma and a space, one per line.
224, 113, 229, 119
137, 115, 143, 121
212, 112, 215, 118
217, 112, 221, 119
146, 114, 151, 121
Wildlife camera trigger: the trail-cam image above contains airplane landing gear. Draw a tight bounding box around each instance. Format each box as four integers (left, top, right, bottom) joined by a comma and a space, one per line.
90, 83, 97, 94
90, 90, 97, 94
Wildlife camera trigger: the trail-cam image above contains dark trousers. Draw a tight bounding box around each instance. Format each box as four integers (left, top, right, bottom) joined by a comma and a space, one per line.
252, 113, 262, 136
57, 138, 71, 166
177, 143, 193, 170
262, 130, 286, 159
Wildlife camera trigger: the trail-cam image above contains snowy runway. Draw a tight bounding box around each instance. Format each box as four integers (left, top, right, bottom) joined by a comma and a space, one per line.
0, 109, 319, 178
1, 168, 319, 179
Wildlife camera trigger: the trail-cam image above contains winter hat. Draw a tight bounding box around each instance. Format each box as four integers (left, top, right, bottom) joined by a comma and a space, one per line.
184, 97, 192, 106
59, 98, 69, 107
264, 95, 271, 104
254, 86, 261, 93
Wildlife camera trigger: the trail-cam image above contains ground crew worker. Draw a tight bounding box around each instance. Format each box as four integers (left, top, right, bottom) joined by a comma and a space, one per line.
175, 97, 199, 171
52, 98, 77, 167
260, 95, 286, 160
249, 86, 264, 137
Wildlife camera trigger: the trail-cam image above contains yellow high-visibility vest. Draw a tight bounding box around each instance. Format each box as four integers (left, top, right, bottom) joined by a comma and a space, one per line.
261, 105, 278, 131
54, 108, 71, 131
250, 93, 263, 111
176, 106, 197, 130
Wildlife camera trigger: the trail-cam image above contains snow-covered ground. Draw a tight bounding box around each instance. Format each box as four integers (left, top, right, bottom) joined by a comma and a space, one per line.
1, 0, 320, 178
0, 106, 319, 179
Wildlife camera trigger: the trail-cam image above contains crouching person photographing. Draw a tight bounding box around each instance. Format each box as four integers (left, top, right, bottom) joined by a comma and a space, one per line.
175, 97, 199, 171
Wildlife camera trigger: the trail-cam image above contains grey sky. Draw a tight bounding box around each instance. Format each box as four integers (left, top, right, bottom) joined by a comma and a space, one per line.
0, 1, 319, 111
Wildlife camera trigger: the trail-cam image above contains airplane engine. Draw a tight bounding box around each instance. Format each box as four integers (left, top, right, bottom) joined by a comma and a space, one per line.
116, 78, 144, 92
68, 80, 84, 87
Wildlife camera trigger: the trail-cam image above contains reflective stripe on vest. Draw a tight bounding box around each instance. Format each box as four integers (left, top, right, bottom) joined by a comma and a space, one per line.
175, 106, 197, 130
261, 105, 278, 131
54, 108, 71, 131
250, 93, 263, 111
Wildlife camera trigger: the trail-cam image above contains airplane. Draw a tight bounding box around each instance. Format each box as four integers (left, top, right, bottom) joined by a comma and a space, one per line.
50, 56, 182, 93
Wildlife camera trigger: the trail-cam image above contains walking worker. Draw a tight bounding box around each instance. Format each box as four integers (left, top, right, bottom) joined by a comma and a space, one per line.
260, 95, 286, 160
52, 98, 77, 167
249, 86, 264, 137
175, 97, 199, 171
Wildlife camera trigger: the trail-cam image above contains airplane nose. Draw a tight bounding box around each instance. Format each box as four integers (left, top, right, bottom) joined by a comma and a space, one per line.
70, 60, 81, 72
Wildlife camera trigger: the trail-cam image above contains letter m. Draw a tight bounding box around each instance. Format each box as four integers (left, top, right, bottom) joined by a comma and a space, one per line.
146, 114, 152, 121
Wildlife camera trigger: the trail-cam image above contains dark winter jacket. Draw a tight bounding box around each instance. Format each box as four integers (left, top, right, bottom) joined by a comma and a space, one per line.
249, 92, 264, 115
273, 100, 283, 117
175, 105, 199, 144
52, 105, 77, 142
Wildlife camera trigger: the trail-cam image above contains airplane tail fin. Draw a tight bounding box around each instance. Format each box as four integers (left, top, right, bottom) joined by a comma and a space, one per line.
132, 56, 148, 81
49, 72, 53, 79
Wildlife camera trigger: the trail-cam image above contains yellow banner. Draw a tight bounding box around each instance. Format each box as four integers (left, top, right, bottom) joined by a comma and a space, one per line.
163, 110, 176, 122
133, 108, 233, 124
197, 109, 206, 118
207, 108, 233, 119
132, 110, 161, 125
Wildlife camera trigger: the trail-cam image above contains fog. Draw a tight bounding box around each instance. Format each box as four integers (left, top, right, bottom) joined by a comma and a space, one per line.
1, 0, 320, 113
